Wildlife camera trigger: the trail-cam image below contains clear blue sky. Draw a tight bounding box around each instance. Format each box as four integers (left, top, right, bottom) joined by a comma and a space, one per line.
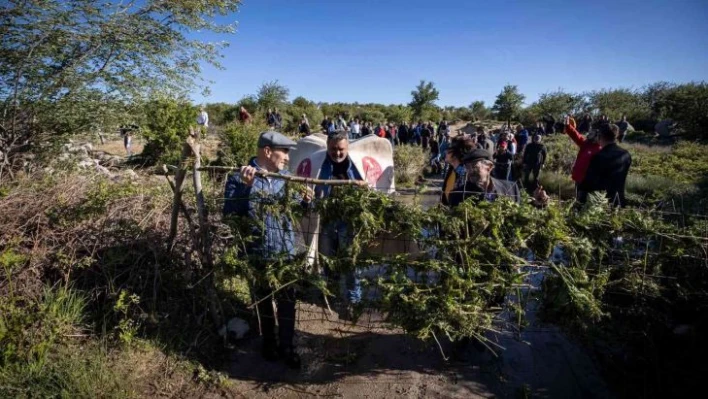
192, 0, 708, 107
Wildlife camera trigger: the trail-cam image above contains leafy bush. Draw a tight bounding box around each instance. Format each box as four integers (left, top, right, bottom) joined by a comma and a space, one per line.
284, 97, 323, 132
393, 145, 427, 187
217, 122, 266, 166
141, 98, 197, 165
653, 82, 708, 140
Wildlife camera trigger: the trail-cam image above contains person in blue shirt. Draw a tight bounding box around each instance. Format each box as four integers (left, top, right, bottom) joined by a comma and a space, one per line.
223, 131, 312, 369
515, 124, 529, 155
316, 132, 364, 320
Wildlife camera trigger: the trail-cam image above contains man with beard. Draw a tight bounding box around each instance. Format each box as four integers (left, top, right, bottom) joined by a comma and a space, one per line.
316, 132, 364, 319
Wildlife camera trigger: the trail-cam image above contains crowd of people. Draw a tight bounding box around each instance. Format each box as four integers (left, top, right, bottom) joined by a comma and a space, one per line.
221, 110, 634, 368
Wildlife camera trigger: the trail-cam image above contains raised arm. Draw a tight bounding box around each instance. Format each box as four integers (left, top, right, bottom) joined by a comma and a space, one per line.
564, 121, 586, 148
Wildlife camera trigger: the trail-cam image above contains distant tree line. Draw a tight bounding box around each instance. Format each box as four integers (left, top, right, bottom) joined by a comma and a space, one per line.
204, 80, 707, 141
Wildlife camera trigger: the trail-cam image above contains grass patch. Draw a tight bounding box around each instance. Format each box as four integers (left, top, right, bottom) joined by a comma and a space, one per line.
542, 135, 708, 206
393, 145, 427, 188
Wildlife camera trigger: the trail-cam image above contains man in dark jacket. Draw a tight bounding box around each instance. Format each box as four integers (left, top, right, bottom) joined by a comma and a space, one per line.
616, 115, 630, 143
316, 132, 365, 319
441, 136, 476, 206
522, 134, 547, 191
492, 142, 513, 181
397, 122, 409, 145
223, 131, 311, 369
448, 149, 521, 206
543, 114, 556, 135
578, 114, 592, 134
477, 127, 494, 156
579, 124, 632, 207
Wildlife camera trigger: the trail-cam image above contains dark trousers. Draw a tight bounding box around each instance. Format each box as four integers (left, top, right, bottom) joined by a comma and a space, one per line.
257, 287, 296, 350
576, 183, 589, 204
523, 165, 541, 190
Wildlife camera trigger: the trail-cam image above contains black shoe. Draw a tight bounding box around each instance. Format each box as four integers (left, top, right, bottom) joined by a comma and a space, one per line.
279, 346, 301, 370
262, 345, 279, 362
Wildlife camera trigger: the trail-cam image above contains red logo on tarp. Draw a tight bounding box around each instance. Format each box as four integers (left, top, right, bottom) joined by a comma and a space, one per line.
296, 158, 311, 177
361, 156, 382, 186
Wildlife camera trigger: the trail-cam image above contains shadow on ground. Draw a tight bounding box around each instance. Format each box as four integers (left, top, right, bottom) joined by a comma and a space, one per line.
223, 304, 613, 399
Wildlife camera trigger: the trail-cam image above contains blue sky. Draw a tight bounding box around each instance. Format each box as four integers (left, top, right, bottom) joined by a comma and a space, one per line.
192, 0, 708, 107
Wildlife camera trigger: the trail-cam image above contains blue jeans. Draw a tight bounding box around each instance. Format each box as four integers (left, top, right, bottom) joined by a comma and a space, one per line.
319, 221, 362, 304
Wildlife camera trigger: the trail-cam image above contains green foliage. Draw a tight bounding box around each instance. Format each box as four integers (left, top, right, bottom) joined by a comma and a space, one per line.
384, 105, 413, 124
409, 80, 440, 120
256, 80, 290, 113
140, 98, 197, 165
393, 145, 427, 187
113, 290, 141, 345
0, 341, 135, 398
1, 285, 86, 376
217, 122, 266, 166
357, 108, 386, 124
587, 88, 650, 121
526, 90, 585, 121
204, 102, 238, 126
285, 96, 324, 132
470, 101, 490, 121
651, 82, 708, 140
0, 0, 240, 169
542, 263, 609, 329
492, 85, 525, 123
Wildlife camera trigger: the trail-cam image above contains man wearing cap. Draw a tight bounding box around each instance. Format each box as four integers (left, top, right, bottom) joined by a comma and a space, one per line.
449, 149, 521, 206
452, 148, 551, 207
223, 130, 312, 369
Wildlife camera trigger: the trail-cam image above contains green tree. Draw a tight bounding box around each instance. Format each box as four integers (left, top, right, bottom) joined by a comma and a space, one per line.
492, 85, 525, 124
532, 90, 585, 118
469, 101, 490, 121
409, 80, 440, 120
0, 0, 240, 177
285, 96, 323, 132
587, 88, 650, 121
256, 81, 289, 112
384, 105, 413, 124
141, 98, 197, 165
204, 102, 234, 126
653, 82, 708, 140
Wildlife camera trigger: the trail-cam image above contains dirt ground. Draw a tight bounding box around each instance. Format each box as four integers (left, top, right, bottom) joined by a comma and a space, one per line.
225, 270, 613, 399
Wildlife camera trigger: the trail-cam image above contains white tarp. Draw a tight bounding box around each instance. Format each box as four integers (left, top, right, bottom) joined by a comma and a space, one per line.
289, 134, 397, 268
289, 133, 395, 193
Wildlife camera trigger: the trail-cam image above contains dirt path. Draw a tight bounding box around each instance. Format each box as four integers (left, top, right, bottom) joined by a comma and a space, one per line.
226, 274, 613, 399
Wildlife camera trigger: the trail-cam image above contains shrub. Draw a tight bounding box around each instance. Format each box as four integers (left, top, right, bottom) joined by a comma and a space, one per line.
393, 145, 426, 187
216, 122, 267, 166
541, 135, 580, 175
141, 99, 197, 165
654, 82, 708, 140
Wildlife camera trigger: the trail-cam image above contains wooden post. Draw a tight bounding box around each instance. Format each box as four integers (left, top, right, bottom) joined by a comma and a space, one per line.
186, 127, 222, 327
166, 139, 193, 252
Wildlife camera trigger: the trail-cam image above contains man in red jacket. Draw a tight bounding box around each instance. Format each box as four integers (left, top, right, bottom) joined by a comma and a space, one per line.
563, 116, 602, 203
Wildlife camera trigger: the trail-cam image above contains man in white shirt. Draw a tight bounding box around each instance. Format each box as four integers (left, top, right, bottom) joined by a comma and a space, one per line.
349, 119, 361, 139
197, 107, 209, 128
